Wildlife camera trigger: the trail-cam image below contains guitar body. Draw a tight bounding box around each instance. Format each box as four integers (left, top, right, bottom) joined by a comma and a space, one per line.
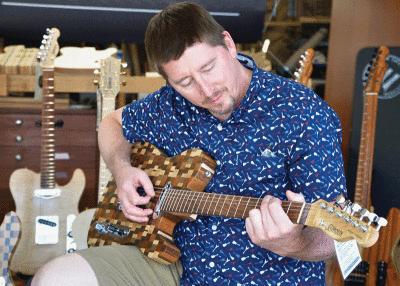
8, 168, 85, 275
88, 142, 216, 265
0, 212, 20, 286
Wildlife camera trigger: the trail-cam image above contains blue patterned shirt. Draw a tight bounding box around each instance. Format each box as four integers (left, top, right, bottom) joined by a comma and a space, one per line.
122, 54, 347, 285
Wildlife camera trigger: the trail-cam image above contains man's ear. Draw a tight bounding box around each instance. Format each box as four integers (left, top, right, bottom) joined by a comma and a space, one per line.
222, 31, 237, 57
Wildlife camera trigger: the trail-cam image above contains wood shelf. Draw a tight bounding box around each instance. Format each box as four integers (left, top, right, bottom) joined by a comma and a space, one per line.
0, 74, 165, 96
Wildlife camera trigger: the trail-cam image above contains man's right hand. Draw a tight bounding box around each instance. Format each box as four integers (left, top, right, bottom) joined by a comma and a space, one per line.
115, 166, 155, 223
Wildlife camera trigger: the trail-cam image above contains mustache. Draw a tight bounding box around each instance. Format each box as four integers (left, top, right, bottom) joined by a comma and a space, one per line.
202, 89, 225, 104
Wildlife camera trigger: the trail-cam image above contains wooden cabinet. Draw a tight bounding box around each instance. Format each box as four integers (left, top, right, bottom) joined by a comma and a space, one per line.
0, 108, 99, 222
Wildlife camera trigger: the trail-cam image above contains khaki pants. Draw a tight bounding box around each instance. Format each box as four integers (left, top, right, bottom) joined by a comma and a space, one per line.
78, 245, 182, 286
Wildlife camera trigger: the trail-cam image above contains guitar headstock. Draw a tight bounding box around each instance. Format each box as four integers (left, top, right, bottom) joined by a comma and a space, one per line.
364, 46, 390, 93
37, 28, 60, 68
306, 196, 386, 248
294, 48, 315, 86
94, 57, 123, 99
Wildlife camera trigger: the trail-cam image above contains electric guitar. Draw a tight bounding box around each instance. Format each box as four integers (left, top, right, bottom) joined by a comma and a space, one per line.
294, 48, 315, 88
8, 28, 85, 276
95, 57, 122, 201
0, 212, 20, 286
326, 46, 398, 286
87, 142, 385, 265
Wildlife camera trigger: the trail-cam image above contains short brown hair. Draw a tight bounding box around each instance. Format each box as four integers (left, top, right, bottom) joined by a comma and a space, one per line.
145, 2, 226, 79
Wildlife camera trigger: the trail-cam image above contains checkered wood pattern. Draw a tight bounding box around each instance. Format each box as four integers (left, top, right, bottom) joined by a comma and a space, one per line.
0, 212, 20, 286
88, 142, 216, 264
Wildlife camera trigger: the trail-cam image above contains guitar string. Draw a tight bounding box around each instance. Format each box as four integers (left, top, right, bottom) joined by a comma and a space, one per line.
139, 187, 314, 220
148, 187, 311, 210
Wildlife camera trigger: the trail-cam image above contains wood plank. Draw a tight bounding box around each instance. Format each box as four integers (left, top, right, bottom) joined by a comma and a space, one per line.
4, 74, 165, 94
0, 97, 69, 109
0, 74, 6, 96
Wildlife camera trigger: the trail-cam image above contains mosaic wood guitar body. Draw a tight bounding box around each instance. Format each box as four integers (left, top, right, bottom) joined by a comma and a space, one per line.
87, 142, 217, 264
87, 142, 385, 265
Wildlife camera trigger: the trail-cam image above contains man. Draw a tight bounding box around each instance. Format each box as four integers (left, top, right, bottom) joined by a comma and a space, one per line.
32, 2, 347, 285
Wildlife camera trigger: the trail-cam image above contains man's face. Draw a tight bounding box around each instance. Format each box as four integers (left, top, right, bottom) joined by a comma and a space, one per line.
163, 32, 246, 121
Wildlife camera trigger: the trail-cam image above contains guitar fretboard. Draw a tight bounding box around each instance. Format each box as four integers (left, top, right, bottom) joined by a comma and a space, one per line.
158, 189, 311, 223
40, 68, 56, 189
354, 91, 378, 209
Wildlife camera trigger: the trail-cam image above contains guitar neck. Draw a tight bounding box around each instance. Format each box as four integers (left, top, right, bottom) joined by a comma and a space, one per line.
40, 68, 56, 189
354, 91, 378, 208
98, 97, 116, 199
158, 190, 310, 223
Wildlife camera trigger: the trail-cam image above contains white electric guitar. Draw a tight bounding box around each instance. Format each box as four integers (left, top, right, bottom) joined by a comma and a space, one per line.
70, 57, 122, 250
95, 57, 122, 201
8, 28, 85, 276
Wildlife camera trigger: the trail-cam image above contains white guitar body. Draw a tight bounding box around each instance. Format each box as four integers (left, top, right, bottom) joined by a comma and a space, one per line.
8, 168, 85, 275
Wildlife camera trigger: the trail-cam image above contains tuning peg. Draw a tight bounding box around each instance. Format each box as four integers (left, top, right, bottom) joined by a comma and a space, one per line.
120, 71, 127, 75
368, 212, 378, 225
300, 61, 305, 68
294, 71, 300, 79
359, 208, 370, 221
94, 69, 100, 75
375, 217, 388, 231
351, 203, 361, 215
334, 195, 346, 206
94, 80, 99, 86
121, 62, 128, 68
120, 81, 127, 86
343, 200, 353, 214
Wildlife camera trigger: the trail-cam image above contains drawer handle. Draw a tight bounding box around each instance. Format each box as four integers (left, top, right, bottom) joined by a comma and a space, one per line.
15, 154, 22, 161
35, 119, 64, 128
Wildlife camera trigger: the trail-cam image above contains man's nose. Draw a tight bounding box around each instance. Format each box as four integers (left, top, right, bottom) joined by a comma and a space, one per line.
197, 77, 214, 97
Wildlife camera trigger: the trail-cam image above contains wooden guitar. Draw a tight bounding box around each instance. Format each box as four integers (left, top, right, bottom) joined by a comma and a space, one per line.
8, 28, 85, 276
87, 142, 384, 265
325, 46, 400, 286
96, 57, 121, 201
294, 48, 315, 88
0, 212, 20, 286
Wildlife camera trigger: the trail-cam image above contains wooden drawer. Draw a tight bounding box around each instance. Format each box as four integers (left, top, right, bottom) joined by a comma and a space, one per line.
0, 108, 99, 223
0, 111, 97, 147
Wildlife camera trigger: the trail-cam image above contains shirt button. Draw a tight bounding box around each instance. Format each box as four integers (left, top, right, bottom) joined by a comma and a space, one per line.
211, 225, 217, 231
209, 262, 215, 268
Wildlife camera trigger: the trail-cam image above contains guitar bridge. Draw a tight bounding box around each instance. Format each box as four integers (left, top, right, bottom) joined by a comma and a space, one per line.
94, 222, 129, 238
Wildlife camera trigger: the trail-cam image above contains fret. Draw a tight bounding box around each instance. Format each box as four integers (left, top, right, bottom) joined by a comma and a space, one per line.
233, 196, 243, 218
206, 193, 215, 215
212, 194, 222, 216
243, 197, 252, 219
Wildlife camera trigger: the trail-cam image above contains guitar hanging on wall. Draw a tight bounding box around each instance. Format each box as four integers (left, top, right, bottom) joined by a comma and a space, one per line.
8, 28, 85, 276
294, 48, 315, 88
325, 46, 399, 286
86, 142, 386, 265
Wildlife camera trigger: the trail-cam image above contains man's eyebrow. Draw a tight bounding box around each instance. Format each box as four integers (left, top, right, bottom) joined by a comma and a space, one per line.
175, 58, 216, 85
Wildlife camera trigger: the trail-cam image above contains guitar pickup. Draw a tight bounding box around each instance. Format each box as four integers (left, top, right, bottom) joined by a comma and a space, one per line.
94, 222, 129, 238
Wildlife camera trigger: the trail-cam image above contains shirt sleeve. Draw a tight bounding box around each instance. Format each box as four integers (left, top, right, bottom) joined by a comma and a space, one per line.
287, 98, 347, 203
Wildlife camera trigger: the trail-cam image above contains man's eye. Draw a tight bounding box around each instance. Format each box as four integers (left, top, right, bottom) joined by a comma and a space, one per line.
203, 65, 213, 72
181, 80, 192, 87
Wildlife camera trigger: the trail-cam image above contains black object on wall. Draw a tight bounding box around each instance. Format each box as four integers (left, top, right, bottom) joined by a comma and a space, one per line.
347, 46, 400, 218
0, 0, 267, 44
